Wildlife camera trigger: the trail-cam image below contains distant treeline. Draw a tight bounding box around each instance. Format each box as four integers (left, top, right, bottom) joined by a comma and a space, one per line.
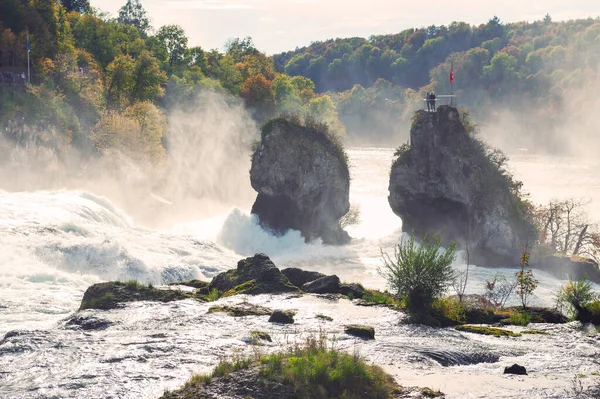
275, 16, 600, 143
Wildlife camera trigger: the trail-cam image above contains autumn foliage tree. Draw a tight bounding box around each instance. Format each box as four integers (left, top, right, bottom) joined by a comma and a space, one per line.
240, 74, 276, 120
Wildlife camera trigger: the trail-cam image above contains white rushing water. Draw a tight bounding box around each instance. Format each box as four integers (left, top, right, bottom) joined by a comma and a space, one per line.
1, 148, 599, 398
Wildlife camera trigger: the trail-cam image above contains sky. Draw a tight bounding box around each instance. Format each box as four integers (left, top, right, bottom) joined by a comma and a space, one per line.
91, 0, 600, 54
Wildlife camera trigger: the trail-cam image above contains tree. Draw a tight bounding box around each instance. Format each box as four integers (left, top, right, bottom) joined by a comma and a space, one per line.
61, 0, 90, 14
124, 101, 166, 163
240, 74, 275, 119
379, 233, 456, 312
105, 54, 135, 110
118, 0, 150, 35
515, 247, 538, 308
130, 51, 167, 103
156, 25, 188, 67
225, 37, 258, 62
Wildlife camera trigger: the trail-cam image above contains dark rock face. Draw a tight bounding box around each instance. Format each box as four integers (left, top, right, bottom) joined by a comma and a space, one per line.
80, 282, 190, 310
344, 325, 375, 339
250, 118, 351, 245
504, 364, 527, 375
269, 310, 295, 324
388, 106, 533, 266
302, 275, 341, 294
533, 255, 600, 283
64, 315, 114, 331
210, 254, 299, 296
339, 283, 366, 298
281, 268, 326, 288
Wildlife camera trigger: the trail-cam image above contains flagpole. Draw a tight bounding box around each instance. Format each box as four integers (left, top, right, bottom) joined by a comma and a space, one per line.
27, 34, 30, 84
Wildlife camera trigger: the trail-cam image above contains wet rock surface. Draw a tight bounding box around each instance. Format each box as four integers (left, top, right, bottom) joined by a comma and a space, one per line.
64, 315, 115, 331
388, 106, 533, 266
302, 275, 341, 294
269, 310, 295, 324
80, 282, 190, 310
210, 254, 299, 296
504, 364, 527, 375
250, 117, 351, 245
281, 268, 326, 288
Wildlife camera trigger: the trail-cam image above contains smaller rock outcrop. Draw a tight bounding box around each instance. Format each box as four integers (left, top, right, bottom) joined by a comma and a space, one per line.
80, 281, 190, 310
250, 117, 351, 245
281, 268, 326, 288
388, 106, 534, 266
269, 310, 295, 324
302, 275, 341, 294
64, 315, 114, 331
344, 325, 375, 340
210, 254, 299, 296
504, 364, 527, 375
339, 283, 366, 298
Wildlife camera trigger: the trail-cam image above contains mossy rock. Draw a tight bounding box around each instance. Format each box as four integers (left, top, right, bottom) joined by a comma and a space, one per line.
504, 307, 567, 324
522, 330, 550, 335
207, 303, 272, 317
251, 330, 272, 342
421, 387, 444, 398
344, 325, 375, 340
168, 280, 210, 289
316, 314, 333, 321
80, 281, 190, 310
455, 325, 521, 337
210, 254, 300, 296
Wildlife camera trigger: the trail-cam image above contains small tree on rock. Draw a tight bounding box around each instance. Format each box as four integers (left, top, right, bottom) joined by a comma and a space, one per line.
380, 233, 456, 313
515, 246, 539, 308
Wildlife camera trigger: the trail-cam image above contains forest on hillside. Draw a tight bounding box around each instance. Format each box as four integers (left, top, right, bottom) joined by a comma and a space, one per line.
274, 16, 600, 144
1, 0, 599, 155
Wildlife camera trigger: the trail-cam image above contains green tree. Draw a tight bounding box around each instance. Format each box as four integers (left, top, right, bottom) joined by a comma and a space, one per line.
105, 54, 135, 110
515, 248, 539, 308
225, 36, 258, 62
61, 0, 90, 13
156, 25, 188, 67
118, 0, 150, 35
130, 51, 167, 103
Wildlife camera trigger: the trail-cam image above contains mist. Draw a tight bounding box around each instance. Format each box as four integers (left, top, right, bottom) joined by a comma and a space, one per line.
0, 90, 260, 227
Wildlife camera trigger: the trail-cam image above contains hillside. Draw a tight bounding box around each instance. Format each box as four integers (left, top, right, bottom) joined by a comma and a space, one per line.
275, 16, 600, 145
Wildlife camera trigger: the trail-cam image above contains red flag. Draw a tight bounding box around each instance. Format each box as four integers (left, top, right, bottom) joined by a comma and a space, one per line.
449, 64, 455, 84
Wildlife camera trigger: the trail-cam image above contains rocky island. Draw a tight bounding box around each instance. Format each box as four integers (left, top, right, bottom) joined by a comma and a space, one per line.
388, 106, 535, 266
250, 116, 351, 245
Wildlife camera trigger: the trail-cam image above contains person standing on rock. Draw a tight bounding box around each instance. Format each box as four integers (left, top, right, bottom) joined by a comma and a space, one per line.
429, 92, 437, 112
426, 92, 431, 111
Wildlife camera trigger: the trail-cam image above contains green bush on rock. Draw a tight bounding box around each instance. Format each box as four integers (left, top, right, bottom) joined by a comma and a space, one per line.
161, 336, 403, 399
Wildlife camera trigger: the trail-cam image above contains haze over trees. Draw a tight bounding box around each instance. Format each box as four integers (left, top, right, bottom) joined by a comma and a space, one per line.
1, 3, 599, 154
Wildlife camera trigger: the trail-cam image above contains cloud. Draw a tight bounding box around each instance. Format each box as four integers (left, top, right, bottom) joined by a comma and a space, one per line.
168, 0, 252, 10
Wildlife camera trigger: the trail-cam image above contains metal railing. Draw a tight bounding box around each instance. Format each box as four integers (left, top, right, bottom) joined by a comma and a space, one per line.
423, 95, 457, 110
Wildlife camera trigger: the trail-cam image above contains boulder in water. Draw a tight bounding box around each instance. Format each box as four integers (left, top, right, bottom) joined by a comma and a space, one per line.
301, 275, 341, 294
250, 117, 351, 245
79, 281, 190, 310
281, 268, 326, 288
388, 106, 534, 266
269, 310, 295, 324
210, 254, 299, 296
344, 325, 375, 339
504, 364, 527, 375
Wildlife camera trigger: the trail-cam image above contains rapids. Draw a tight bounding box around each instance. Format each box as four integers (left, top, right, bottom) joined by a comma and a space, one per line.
1, 148, 600, 398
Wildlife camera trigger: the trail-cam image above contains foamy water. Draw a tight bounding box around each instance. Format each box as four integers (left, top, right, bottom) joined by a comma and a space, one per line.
1, 148, 599, 398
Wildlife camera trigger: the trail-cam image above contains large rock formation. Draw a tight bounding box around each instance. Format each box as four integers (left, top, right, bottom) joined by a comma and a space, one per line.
388, 106, 534, 266
250, 117, 351, 245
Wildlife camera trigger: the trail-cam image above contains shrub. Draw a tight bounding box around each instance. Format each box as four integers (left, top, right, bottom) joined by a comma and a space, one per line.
380, 233, 456, 312
557, 278, 595, 319
506, 311, 532, 326
484, 273, 517, 308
